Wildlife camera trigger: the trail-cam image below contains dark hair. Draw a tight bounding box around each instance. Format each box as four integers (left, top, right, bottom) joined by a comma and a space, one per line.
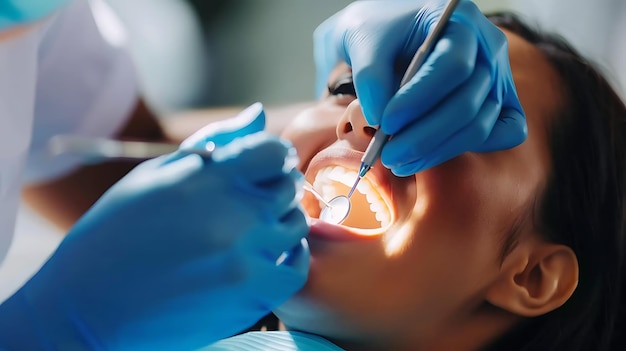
484, 12, 626, 351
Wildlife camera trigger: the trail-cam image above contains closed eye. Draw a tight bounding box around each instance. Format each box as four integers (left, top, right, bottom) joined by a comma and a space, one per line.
328, 74, 356, 97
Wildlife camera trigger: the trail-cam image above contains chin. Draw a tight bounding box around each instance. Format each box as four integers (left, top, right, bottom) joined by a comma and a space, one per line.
275, 296, 366, 342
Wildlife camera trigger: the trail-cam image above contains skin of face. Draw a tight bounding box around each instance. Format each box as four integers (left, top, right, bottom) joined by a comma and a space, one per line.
275, 29, 565, 350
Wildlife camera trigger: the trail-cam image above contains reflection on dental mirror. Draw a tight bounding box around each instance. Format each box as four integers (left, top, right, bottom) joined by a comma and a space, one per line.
320, 195, 351, 225
303, 180, 351, 224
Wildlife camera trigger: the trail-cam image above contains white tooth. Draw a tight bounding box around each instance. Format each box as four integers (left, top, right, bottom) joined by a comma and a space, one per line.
356, 178, 371, 194
364, 191, 378, 204
363, 186, 392, 226
372, 201, 386, 223
312, 165, 393, 227
313, 177, 320, 187
329, 166, 344, 180
380, 217, 390, 228
365, 192, 383, 211
375, 208, 390, 223
370, 202, 383, 214
313, 170, 325, 188
321, 168, 333, 180
344, 171, 358, 186
328, 167, 357, 187
382, 205, 391, 222
315, 168, 334, 187
321, 184, 336, 199
313, 179, 324, 193
375, 211, 385, 223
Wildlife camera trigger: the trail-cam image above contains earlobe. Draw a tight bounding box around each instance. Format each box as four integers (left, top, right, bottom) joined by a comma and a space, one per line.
485, 242, 579, 317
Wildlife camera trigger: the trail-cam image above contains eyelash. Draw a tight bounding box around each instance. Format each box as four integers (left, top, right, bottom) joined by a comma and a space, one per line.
328, 75, 356, 96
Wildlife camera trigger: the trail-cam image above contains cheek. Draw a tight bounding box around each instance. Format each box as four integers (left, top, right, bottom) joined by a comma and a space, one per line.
280, 104, 344, 171
349, 171, 505, 326
400, 155, 504, 246
416, 154, 532, 238
388, 155, 522, 290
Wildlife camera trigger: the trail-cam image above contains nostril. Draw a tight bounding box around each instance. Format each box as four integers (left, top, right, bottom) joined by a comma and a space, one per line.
343, 122, 353, 134
364, 126, 376, 137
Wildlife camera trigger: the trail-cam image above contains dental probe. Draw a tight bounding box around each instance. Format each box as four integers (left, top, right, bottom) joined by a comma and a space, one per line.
347, 0, 462, 198
48, 135, 214, 161
52, 134, 338, 212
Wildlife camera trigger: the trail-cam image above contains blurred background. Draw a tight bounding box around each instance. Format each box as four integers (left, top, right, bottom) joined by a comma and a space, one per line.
2, 0, 625, 301
104, 0, 355, 113
98, 0, 626, 114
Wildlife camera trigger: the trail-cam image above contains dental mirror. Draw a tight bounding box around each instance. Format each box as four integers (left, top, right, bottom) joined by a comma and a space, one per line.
302, 181, 351, 225
319, 195, 351, 225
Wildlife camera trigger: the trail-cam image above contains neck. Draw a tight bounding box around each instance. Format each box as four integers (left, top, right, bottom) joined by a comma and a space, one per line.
331, 304, 520, 351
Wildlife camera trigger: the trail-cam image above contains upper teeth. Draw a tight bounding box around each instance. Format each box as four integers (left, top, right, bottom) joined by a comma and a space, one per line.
313, 166, 391, 227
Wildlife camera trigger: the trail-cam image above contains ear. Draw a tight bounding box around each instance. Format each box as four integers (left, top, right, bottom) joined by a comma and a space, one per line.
485, 239, 579, 317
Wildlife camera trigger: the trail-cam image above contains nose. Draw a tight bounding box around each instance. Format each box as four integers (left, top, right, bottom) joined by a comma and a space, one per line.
336, 99, 377, 151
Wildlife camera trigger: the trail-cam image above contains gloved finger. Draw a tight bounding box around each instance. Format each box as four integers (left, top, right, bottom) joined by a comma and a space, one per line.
128, 150, 205, 184
179, 102, 266, 151
280, 238, 310, 275
132, 152, 179, 170
499, 79, 525, 123
381, 21, 479, 135
381, 60, 492, 169
344, 6, 424, 127
254, 238, 310, 306
339, 1, 436, 125
454, 0, 526, 137
152, 148, 209, 168
251, 207, 309, 260
349, 48, 399, 127
275, 239, 310, 295
390, 97, 500, 176
239, 175, 301, 215
214, 134, 299, 183
471, 107, 527, 152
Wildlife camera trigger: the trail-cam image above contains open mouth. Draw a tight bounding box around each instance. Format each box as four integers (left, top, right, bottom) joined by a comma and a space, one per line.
307, 165, 394, 232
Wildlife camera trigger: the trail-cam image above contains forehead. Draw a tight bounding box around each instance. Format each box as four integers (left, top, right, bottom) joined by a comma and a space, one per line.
501, 28, 563, 132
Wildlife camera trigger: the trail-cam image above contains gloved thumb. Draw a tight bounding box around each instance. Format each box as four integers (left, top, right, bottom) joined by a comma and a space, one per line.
471, 107, 527, 153
278, 238, 310, 283
180, 102, 266, 151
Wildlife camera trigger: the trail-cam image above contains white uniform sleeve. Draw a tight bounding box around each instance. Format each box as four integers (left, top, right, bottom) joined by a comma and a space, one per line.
0, 28, 43, 264
24, 0, 139, 184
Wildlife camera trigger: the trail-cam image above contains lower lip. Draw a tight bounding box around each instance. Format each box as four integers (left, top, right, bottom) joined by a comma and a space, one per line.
308, 219, 382, 242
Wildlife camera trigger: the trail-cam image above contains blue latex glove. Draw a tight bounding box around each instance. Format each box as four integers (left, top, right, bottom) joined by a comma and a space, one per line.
0, 0, 72, 30
314, 0, 527, 176
0, 103, 309, 351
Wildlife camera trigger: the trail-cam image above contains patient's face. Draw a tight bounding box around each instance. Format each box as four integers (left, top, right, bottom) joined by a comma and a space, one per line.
275, 30, 562, 343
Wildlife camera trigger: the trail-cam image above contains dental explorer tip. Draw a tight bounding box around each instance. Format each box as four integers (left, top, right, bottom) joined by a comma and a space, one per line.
348, 163, 370, 198
347, 176, 361, 199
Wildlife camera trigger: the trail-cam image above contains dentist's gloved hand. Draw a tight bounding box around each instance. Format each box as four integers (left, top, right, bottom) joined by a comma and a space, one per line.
0, 0, 72, 30
0, 103, 309, 351
314, 0, 527, 176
